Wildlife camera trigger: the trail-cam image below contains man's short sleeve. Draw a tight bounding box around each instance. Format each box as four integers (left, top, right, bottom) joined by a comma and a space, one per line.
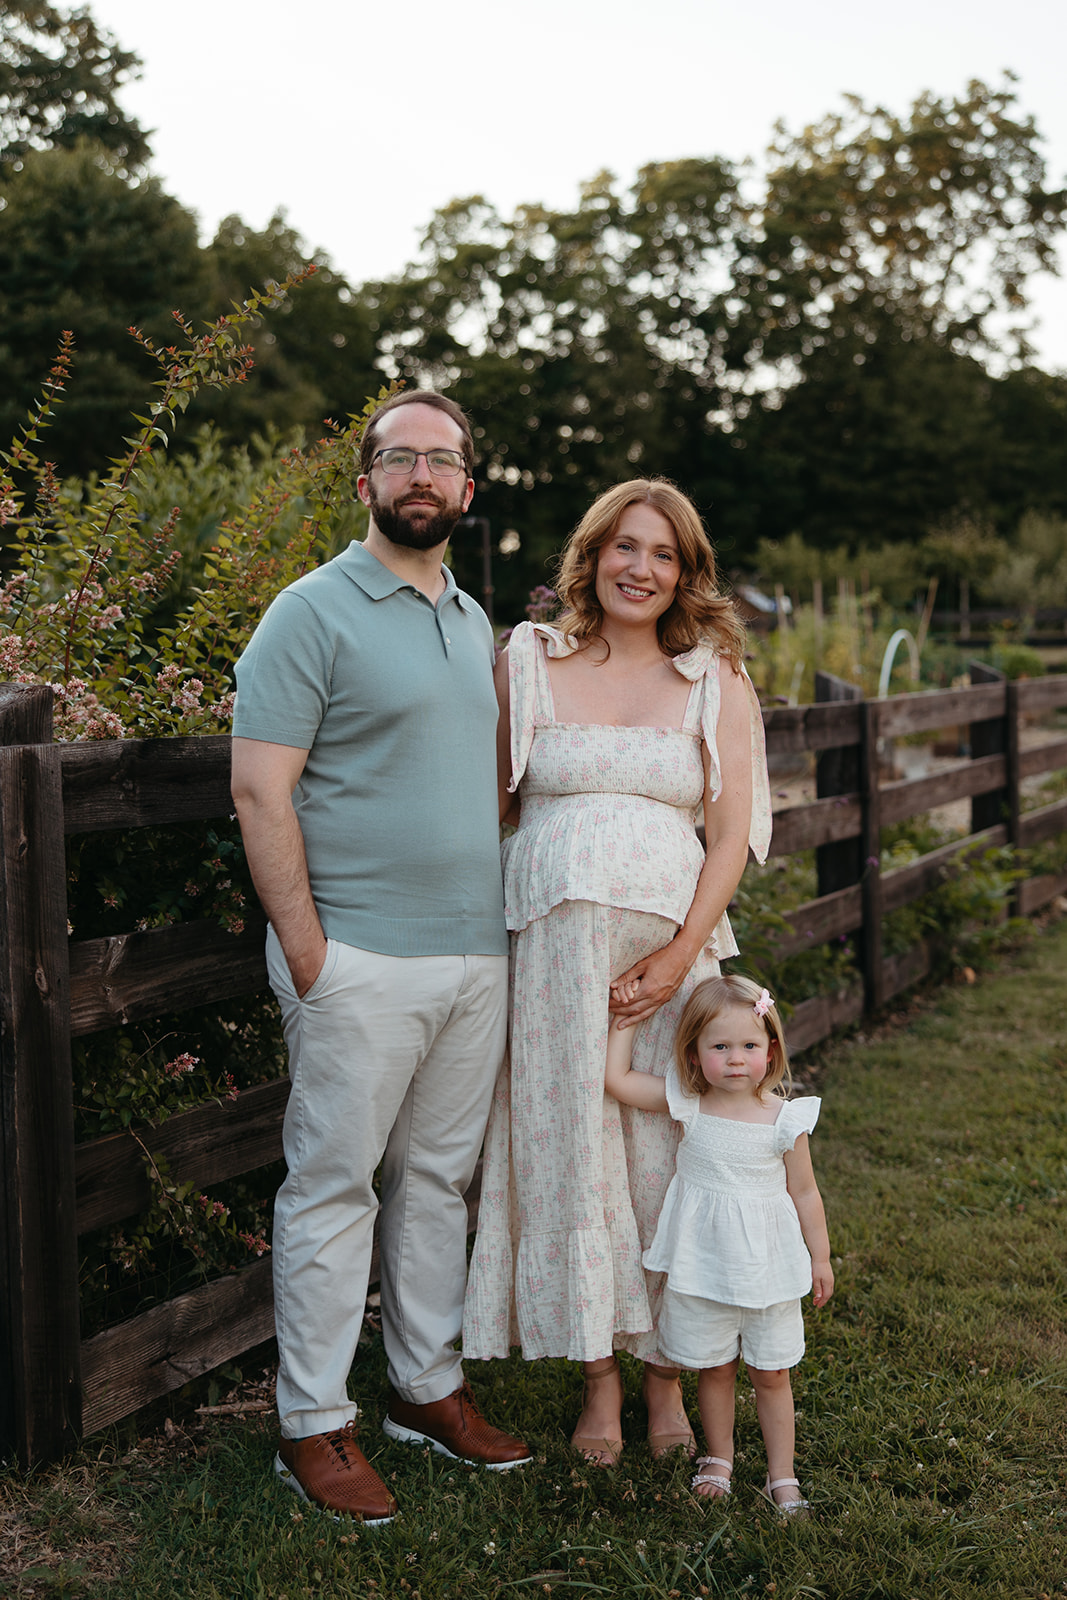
232, 590, 334, 749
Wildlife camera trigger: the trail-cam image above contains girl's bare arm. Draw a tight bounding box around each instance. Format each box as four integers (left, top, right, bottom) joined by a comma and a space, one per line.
604, 1020, 669, 1112
784, 1134, 834, 1307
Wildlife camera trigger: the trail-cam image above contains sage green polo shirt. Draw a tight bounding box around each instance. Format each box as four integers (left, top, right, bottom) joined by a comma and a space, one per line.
233, 540, 507, 958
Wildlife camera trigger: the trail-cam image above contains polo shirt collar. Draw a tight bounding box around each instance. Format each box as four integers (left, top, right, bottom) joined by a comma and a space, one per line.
337, 539, 478, 612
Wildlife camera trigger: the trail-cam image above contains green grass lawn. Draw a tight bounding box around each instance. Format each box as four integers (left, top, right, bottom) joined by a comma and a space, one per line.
5, 921, 1067, 1599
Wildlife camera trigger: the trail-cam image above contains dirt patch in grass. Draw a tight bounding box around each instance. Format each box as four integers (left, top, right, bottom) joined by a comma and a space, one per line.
0, 1462, 138, 1596
0, 1368, 278, 1596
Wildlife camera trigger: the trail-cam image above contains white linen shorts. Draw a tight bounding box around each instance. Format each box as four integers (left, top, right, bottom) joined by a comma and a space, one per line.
658, 1286, 805, 1371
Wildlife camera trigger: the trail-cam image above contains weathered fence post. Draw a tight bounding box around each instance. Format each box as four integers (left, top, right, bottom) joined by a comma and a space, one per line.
814, 672, 864, 899
0, 685, 81, 1465
860, 699, 885, 1012
1005, 679, 1023, 916
813, 672, 884, 1012
968, 662, 1009, 836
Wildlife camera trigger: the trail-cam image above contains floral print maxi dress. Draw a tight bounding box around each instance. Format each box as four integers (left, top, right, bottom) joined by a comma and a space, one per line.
463, 622, 771, 1364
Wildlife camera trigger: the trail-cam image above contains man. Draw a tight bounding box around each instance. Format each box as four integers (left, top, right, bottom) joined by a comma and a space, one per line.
231, 391, 529, 1524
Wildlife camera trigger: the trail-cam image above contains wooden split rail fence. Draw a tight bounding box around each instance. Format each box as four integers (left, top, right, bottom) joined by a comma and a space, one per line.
2, 669, 1067, 1465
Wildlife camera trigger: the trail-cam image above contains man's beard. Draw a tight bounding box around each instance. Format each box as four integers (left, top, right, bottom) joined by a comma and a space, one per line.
368, 482, 464, 551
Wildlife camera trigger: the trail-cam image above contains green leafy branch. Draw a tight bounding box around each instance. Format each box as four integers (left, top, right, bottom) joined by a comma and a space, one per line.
0, 270, 389, 739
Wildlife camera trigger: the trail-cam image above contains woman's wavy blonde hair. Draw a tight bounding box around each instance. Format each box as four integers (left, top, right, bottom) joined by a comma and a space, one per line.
674, 974, 791, 1101
552, 478, 745, 667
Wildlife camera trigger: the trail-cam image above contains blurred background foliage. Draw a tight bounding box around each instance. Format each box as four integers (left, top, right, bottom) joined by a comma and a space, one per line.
3, 5, 1066, 625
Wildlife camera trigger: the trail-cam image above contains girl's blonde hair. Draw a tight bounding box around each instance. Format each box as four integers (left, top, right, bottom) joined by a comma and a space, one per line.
552, 478, 745, 669
674, 975, 790, 1100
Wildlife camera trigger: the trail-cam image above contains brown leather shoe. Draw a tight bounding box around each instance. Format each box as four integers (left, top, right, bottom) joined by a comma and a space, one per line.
275, 1420, 397, 1522
383, 1382, 532, 1470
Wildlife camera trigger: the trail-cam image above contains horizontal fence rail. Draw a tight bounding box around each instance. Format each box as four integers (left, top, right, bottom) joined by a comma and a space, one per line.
60, 736, 234, 834
69, 915, 268, 1035
2, 668, 1067, 1463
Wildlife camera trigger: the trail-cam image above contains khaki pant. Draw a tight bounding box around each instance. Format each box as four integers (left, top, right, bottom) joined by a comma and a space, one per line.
267, 928, 507, 1439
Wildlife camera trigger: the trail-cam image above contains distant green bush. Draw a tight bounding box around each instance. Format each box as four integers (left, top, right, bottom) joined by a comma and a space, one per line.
752, 513, 1067, 615
988, 640, 1047, 680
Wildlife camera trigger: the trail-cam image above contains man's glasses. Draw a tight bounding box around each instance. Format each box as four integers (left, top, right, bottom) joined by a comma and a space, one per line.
370, 448, 467, 477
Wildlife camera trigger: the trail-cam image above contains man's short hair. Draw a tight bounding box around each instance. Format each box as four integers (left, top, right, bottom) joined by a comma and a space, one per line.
360, 390, 475, 477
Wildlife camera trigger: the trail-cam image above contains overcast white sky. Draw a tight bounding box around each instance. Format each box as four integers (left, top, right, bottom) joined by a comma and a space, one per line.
89, 0, 1067, 372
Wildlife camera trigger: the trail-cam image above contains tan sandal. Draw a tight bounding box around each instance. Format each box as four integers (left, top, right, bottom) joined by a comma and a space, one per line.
643, 1364, 697, 1461
691, 1455, 733, 1499
571, 1357, 624, 1468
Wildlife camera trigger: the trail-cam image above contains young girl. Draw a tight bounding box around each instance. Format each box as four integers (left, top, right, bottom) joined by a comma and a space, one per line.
605, 973, 832, 1514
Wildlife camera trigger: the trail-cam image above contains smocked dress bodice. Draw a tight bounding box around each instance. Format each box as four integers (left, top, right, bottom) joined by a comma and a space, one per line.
504, 704, 710, 937
500, 622, 771, 957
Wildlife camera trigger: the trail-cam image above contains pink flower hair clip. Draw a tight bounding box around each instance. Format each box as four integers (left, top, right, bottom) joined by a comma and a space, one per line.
753, 988, 773, 1020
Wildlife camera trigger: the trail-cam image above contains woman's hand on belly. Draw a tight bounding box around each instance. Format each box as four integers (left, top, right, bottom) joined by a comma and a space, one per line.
608, 936, 697, 1026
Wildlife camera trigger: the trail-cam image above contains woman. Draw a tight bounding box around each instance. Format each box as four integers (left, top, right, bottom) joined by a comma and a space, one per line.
463, 479, 771, 1464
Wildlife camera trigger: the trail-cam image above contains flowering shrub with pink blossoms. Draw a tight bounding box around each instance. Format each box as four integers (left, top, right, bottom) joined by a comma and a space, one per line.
0, 278, 384, 740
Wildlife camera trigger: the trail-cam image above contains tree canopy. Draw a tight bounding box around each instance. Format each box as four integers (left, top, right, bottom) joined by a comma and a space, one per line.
742, 78, 1065, 368
1, 26, 1063, 619
195, 211, 380, 446
366, 79, 1066, 607
0, 143, 209, 477
0, 1, 148, 170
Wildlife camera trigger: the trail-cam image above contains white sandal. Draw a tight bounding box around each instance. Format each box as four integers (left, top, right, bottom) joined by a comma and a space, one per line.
758, 1475, 811, 1517
690, 1455, 732, 1499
